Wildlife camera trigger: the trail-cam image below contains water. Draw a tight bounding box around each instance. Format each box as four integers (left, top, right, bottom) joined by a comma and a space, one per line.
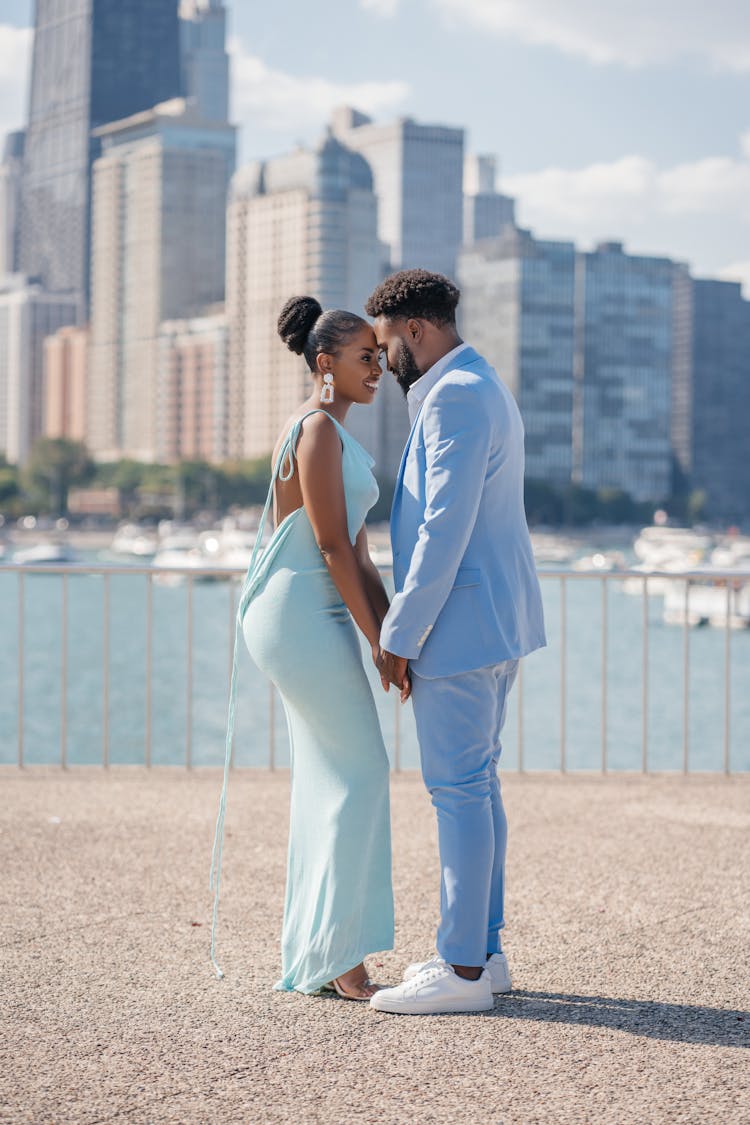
1, 564, 748, 771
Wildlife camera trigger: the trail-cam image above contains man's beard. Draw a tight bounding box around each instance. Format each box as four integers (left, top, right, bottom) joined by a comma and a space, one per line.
393, 340, 422, 397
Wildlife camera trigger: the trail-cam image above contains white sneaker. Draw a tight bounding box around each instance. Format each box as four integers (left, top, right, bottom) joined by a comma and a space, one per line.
403, 952, 512, 995
370, 961, 493, 1014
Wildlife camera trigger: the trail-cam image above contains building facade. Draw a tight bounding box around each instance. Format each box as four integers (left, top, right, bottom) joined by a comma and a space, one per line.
463, 155, 516, 245
577, 243, 682, 503
43, 325, 88, 443
0, 277, 78, 463
88, 100, 236, 460
19, 0, 182, 308
0, 131, 24, 278
331, 107, 465, 281
226, 132, 402, 469
157, 312, 228, 463
179, 0, 230, 123
673, 278, 750, 522
458, 227, 577, 485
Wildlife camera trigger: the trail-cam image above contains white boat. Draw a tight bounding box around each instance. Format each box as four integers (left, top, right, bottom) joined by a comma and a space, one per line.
633, 526, 712, 567
662, 571, 750, 628
109, 523, 158, 559
13, 542, 75, 565
152, 531, 205, 584
710, 536, 750, 570
531, 535, 576, 565
572, 551, 626, 573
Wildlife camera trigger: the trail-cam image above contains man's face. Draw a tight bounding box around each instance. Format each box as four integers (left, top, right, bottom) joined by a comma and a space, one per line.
374, 316, 424, 397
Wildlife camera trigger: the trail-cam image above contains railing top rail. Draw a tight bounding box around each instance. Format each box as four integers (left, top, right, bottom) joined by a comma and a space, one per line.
1, 562, 749, 582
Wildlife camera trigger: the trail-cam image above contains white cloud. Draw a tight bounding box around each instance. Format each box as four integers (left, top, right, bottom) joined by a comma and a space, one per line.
229, 40, 409, 132
433, 0, 750, 71
0, 25, 31, 139
360, 0, 401, 16
716, 261, 750, 299
502, 136, 750, 290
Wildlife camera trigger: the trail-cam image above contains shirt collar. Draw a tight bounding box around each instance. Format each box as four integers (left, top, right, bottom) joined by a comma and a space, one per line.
406, 342, 470, 424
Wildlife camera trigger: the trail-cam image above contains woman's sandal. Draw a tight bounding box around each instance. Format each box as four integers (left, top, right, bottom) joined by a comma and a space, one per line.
326, 974, 379, 1001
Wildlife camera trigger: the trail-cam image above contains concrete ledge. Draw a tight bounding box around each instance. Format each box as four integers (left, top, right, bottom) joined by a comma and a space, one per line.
1, 769, 748, 1123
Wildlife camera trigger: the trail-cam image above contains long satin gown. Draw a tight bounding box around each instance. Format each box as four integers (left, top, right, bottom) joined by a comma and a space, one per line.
227, 409, 394, 993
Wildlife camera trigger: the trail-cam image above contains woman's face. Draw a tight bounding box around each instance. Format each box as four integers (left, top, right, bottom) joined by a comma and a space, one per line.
317, 325, 382, 405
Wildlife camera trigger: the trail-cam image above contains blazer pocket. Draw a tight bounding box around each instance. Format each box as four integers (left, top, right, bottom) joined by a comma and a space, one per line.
453, 567, 481, 589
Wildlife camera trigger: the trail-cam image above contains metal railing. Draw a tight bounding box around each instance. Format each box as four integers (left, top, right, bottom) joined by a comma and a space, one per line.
1, 562, 747, 774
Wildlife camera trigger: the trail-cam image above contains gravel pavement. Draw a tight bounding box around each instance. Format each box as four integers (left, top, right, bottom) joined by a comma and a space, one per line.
1, 768, 748, 1124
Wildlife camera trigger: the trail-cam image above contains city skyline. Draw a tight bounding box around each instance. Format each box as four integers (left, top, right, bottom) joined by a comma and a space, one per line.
0, 0, 748, 296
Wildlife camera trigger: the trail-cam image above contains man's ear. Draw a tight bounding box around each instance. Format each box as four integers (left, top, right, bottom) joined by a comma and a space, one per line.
406, 318, 423, 342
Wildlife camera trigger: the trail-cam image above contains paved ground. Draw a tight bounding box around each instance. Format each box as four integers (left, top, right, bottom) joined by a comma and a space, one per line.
1, 769, 748, 1124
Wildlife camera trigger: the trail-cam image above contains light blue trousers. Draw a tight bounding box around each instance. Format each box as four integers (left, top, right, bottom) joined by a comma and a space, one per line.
410, 660, 519, 967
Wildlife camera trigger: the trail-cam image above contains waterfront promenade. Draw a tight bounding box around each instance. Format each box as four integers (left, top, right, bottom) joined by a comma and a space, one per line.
1, 769, 748, 1123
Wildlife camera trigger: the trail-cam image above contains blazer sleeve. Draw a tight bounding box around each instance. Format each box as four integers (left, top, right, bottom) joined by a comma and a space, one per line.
380, 381, 492, 660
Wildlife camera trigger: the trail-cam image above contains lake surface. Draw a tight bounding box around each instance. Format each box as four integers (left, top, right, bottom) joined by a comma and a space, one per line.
1, 562, 748, 772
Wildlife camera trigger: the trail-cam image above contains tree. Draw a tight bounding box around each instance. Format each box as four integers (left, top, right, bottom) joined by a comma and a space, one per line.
23, 439, 92, 515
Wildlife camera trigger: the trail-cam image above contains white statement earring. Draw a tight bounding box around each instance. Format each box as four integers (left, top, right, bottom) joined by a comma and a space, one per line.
320, 372, 335, 404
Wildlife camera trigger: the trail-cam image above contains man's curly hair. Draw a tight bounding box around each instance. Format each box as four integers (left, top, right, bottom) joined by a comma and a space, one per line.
365, 269, 460, 326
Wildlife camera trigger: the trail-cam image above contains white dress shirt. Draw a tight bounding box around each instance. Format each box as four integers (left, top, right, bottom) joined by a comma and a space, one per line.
406, 342, 470, 425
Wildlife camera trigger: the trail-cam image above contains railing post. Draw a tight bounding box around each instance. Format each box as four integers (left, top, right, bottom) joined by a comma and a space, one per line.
17, 571, 24, 769
186, 576, 193, 769
61, 574, 68, 769
724, 583, 731, 775
103, 573, 110, 769
601, 576, 608, 773
642, 576, 649, 773
145, 574, 153, 768
394, 691, 401, 773
682, 581, 690, 774
560, 575, 567, 773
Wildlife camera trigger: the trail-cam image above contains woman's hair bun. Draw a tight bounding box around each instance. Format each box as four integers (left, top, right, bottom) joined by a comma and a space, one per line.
277, 296, 323, 355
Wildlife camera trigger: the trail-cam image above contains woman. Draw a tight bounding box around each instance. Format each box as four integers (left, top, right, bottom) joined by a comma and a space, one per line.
210, 296, 408, 1000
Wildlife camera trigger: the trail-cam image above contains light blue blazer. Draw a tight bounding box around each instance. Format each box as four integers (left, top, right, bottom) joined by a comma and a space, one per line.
380, 346, 546, 679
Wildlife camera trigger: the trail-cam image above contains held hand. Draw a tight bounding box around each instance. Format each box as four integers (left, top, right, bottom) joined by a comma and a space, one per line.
377, 648, 411, 702
372, 643, 391, 693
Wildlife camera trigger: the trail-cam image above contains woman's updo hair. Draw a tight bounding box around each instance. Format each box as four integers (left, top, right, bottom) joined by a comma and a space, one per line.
277, 296, 367, 372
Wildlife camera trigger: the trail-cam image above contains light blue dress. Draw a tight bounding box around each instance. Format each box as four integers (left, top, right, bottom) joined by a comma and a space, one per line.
210, 409, 394, 993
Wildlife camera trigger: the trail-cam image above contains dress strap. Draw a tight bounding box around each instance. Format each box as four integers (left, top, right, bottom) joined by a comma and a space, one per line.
208, 408, 338, 978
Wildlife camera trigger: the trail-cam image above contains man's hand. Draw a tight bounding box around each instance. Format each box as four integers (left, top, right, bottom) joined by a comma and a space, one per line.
375, 647, 411, 702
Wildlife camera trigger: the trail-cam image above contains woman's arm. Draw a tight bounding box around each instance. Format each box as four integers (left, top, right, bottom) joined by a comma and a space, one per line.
354, 525, 390, 626
297, 414, 382, 652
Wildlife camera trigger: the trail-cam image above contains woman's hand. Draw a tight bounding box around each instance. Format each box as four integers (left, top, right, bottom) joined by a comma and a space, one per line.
376, 647, 411, 703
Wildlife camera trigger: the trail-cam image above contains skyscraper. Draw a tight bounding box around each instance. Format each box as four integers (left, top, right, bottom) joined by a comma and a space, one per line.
157, 312, 228, 463
331, 107, 465, 280
577, 242, 682, 503
458, 226, 576, 485
226, 131, 392, 463
19, 0, 182, 307
672, 278, 750, 521
0, 131, 24, 278
43, 326, 89, 444
88, 99, 236, 460
0, 276, 79, 463
463, 155, 516, 245
179, 0, 230, 123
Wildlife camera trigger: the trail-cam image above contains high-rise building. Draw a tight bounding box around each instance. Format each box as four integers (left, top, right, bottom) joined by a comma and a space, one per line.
0, 276, 78, 463
331, 106, 465, 280
0, 131, 24, 278
179, 0, 230, 123
458, 227, 577, 484
226, 131, 401, 469
463, 155, 516, 246
672, 278, 750, 521
43, 325, 88, 443
19, 0, 182, 308
88, 99, 236, 460
157, 312, 228, 463
577, 242, 681, 503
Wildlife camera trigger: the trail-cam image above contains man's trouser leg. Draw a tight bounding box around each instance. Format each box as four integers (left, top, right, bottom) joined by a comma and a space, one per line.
410, 660, 518, 967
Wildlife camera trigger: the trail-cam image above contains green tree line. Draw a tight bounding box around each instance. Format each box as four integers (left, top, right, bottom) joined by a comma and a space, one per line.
0, 438, 708, 527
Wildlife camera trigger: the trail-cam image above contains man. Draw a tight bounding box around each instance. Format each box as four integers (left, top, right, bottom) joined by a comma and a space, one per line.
367, 269, 546, 1015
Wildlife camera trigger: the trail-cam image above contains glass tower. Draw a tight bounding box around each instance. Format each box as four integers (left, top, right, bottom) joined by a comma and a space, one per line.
19, 0, 182, 307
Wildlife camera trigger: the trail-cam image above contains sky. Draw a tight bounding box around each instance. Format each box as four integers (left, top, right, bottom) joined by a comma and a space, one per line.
1, 0, 749, 292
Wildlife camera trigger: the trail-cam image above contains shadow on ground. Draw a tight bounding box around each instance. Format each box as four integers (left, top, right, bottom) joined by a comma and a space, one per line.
490, 990, 749, 1048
